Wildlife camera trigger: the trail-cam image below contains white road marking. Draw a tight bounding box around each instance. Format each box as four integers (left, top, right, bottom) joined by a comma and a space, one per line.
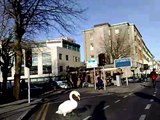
150, 99, 154, 102
153, 94, 156, 96
123, 95, 128, 98
139, 114, 146, 120
145, 104, 151, 109
83, 116, 91, 120
115, 100, 120, 103
154, 91, 156, 94
103, 105, 110, 110
129, 93, 132, 96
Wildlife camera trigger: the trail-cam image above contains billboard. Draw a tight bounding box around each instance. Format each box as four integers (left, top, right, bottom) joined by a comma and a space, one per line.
114, 57, 132, 68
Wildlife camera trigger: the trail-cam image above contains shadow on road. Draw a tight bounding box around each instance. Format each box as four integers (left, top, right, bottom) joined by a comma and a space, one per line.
74, 104, 92, 114
134, 92, 160, 104
141, 84, 153, 88
89, 101, 107, 120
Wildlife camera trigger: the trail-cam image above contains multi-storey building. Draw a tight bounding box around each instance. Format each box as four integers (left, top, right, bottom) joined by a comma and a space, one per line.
0, 37, 81, 83
83, 22, 154, 77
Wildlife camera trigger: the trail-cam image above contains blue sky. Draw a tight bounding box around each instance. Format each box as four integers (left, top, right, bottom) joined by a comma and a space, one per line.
37, 0, 160, 61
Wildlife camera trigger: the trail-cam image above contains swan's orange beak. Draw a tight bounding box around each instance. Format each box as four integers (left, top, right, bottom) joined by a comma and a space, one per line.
77, 95, 80, 100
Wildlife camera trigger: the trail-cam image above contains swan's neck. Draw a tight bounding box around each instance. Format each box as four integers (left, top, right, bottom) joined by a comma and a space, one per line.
69, 92, 76, 102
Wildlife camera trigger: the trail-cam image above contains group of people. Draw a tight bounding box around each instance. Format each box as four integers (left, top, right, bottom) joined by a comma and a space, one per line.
95, 68, 159, 89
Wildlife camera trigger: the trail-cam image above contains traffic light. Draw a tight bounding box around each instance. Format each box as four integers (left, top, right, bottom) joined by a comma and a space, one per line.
25, 49, 32, 68
98, 53, 105, 66
144, 64, 149, 70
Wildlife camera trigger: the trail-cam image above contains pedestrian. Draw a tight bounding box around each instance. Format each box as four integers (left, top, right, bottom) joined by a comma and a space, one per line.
96, 73, 104, 90
149, 68, 158, 88
67, 73, 73, 88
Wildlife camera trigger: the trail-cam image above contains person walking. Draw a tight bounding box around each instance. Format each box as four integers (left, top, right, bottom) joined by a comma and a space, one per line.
150, 68, 158, 88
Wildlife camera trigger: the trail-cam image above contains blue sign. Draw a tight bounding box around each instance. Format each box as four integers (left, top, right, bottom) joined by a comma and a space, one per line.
114, 58, 132, 68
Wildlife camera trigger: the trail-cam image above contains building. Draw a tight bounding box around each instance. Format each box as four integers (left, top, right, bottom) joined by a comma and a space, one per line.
0, 37, 81, 83
83, 22, 154, 77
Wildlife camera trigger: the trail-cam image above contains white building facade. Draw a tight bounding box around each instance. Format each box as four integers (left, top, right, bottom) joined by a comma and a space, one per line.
0, 37, 81, 83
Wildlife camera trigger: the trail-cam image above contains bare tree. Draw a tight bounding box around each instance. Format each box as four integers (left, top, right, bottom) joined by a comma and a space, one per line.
101, 26, 131, 64
0, 37, 15, 96
0, 13, 15, 96
0, 0, 85, 100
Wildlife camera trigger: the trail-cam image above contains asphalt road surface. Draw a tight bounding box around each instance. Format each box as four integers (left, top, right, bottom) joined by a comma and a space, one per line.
28, 82, 160, 120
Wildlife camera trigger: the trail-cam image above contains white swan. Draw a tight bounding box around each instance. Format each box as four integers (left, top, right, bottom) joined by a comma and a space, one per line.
56, 90, 80, 116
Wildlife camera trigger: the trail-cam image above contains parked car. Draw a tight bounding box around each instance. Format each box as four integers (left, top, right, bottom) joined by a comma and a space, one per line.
56, 80, 68, 88
128, 77, 140, 83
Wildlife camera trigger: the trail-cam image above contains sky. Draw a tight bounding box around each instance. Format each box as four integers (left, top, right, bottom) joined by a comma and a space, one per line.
37, 0, 160, 62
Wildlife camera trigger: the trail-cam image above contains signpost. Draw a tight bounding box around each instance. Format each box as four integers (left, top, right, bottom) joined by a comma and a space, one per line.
86, 60, 98, 90
114, 57, 132, 86
86, 60, 98, 68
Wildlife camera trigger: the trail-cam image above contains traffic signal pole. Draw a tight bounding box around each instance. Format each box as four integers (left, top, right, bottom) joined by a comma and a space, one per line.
94, 67, 96, 90
24, 49, 32, 103
103, 66, 106, 90
27, 67, 31, 103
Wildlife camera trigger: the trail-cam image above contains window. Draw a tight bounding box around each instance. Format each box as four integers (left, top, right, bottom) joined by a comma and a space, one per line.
75, 57, 78, 62
76, 47, 80, 52
30, 66, 38, 75
66, 55, 69, 61
78, 57, 80, 62
73, 56, 75, 62
21, 67, 24, 76
8, 69, 12, 77
30, 53, 38, 75
60, 66, 63, 72
90, 55, 94, 58
115, 29, 119, 34
59, 53, 62, 60
42, 52, 52, 74
90, 43, 94, 50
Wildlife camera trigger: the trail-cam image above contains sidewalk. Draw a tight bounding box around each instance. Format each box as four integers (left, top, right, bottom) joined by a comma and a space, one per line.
76, 81, 151, 94
0, 81, 151, 120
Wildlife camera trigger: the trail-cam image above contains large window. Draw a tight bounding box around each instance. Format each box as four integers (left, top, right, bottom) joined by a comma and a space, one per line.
42, 52, 52, 74
66, 55, 69, 61
59, 66, 63, 72
30, 53, 38, 75
59, 53, 62, 60
21, 67, 24, 76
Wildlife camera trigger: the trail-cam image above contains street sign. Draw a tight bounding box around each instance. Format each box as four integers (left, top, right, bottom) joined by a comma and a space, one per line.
86, 59, 98, 68
114, 57, 132, 68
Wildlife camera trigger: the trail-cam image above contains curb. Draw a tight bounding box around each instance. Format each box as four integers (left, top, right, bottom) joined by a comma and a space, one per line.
17, 89, 67, 120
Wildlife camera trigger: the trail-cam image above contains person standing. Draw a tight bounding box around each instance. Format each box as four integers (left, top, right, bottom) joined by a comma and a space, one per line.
150, 68, 158, 88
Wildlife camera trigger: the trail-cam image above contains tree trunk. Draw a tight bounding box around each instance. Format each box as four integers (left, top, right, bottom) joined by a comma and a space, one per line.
2, 68, 8, 96
13, 40, 22, 100
1, 57, 10, 96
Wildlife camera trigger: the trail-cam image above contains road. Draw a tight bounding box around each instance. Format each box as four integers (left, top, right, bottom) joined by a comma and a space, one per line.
28, 81, 160, 120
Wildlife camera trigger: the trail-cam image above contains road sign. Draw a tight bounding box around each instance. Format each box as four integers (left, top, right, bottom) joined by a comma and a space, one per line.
86, 59, 98, 68
114, 57, 132, 68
